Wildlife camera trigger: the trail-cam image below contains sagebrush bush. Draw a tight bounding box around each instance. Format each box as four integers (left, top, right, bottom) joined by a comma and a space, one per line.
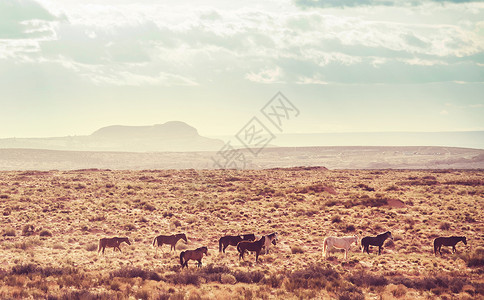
39, 229, 52, 237
348, 270, 388, 287
110, 267, 161, 281
3, 227, 16, 237
291, 245, 304, 254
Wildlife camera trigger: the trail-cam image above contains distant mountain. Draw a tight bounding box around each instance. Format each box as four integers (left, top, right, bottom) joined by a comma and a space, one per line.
0, 121, 224, 152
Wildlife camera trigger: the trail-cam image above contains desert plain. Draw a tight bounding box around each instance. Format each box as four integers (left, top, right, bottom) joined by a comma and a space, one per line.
0, 167, 482, 299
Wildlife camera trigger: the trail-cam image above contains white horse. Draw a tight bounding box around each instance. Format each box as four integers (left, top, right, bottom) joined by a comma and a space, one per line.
263, 232, 278, 254
323, 235, 358, 260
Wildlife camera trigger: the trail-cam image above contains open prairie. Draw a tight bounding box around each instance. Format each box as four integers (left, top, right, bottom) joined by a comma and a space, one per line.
0, 168, 483, 299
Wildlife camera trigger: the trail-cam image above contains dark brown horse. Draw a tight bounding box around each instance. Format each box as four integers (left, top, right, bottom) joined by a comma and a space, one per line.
180, 246, 208, 268
434, 236, 467, 256
219, 234, 256, 253
98, 237, 131, 255
153, 233, 187, 254
237, 236, 265, 262
361, 231, 392, 255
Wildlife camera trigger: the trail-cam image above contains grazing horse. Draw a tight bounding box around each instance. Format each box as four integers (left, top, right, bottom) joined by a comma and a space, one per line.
153, 233, 187, 254
361, 231, 392, 255
98, 237, 131, 255
219, 234, 256, 253
323, 235, 358, 260
263, 232, 278, 254
180, 247, 208, 268
434, 236, 467, 256
237, 236, 265, 262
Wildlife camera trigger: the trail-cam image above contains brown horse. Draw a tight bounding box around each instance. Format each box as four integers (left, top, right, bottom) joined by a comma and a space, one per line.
180, 247, 208, 268
98, 237, 131, 255
237, 236, 265, 262
219, 234, 256, 253
153, 233, 187, 254
361, 231, 392, 255
434, 236, 467, 256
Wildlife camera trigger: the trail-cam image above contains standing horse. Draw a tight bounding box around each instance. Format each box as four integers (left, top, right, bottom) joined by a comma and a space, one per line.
153, 233, 187, 254
263, 232, 278, 254
434, 236, 467, 256
180, 246, 208, 268
237, 236, 265, 262
361, 231, 392, 255
98, 237, 131, 255
219, 234, 255, 253
323, 235, 358, 260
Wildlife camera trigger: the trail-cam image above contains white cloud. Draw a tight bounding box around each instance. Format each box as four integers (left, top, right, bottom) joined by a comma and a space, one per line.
1, 0, 483, 87
246, 67, 284, 83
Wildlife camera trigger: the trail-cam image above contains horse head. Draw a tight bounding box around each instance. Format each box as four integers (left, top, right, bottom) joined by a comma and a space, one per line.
123, 237, 131, 245
462, 236, 467, 245
386, 231, 393, 240
181, 234, 188, 243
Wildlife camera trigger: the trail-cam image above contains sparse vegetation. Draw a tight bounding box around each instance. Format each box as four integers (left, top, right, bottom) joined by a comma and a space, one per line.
0, 168, 481, 299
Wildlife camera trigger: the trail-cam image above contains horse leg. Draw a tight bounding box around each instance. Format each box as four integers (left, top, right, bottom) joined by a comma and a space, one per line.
256, 250, 260, 263
452, 245, 456, 254
378, 246, 382, 255
344, 249, 348, 260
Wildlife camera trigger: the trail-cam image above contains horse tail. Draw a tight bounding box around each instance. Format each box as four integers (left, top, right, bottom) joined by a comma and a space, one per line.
219, 238, 223, 252
153, 237, 157, 247
98, 239, 102, 253
433, 239, 438, 255
323, 238, 327, 254
180, 251, 185, 266
236, 242, 242, 253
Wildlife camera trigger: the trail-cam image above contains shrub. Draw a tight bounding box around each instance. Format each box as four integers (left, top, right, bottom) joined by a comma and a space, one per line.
220, 273, 236, 284
85, 243, 98, 252
439, 222, 451, 230
234, 270, 264, 284
166, 271, 200, 286
285, 264, 340, 291
459, 247, 484, 268
264, 273, 284, 288
39, 229, 53, 237
332, 215, 342, 223
291, 245, 304, 254
343, 225, 356, 233
124, 223, 137, 231
338, 285, 364, 300
3, 227, 16, 237
111, 267, 161, 281
22, 224, 35, 236
11, 263, 37, 275
348, 270, 388, 287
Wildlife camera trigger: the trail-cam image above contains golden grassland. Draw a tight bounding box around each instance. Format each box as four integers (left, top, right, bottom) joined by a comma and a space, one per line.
0, 167, 483, 299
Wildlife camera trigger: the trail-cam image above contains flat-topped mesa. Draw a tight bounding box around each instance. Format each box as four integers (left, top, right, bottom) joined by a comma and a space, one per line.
90, 121, 199, 140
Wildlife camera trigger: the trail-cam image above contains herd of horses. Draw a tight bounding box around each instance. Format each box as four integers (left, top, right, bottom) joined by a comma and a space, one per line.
98, 232, 467, 268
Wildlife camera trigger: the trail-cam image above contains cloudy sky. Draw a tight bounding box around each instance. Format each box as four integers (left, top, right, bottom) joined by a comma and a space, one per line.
1, 0, 483, 138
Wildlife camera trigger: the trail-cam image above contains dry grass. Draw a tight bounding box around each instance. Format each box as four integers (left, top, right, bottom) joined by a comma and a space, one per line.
0, 168, 482, 299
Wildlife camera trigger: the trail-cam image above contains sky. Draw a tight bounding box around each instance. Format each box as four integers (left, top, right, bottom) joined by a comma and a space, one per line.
0, 0, 483, 138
